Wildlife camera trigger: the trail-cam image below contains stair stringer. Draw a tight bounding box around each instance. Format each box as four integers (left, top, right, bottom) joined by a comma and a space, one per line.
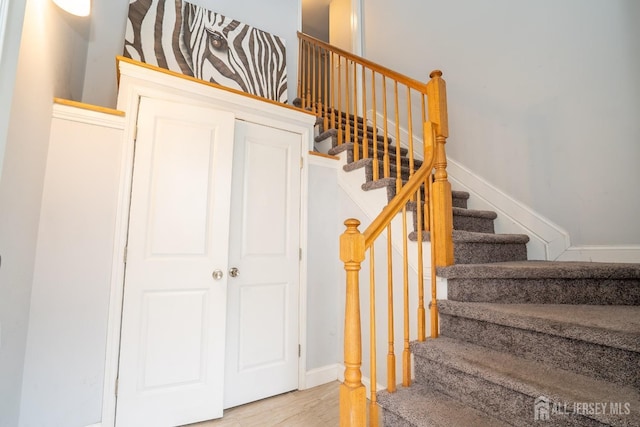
370, 110, 571, 261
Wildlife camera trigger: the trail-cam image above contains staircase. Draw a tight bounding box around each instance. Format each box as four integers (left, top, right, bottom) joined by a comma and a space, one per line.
315, 110, 640, 426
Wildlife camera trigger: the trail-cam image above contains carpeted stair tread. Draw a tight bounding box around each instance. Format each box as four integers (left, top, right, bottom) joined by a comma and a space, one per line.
438, 300, 640, 353
452, 206, 497, 220
317, 127, 393, 146
437, 260, 640, 280
328, 141, 406, 157
377, 384, 511, 427
412, 337, 640, 426
409, 229, 529, 244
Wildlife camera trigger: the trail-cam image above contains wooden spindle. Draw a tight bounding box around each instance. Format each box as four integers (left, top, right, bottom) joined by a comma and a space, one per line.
372, 71, 379, 181
401, 206, 411, 387
337, 56, 343, 145
426, 70, 454, 267
416, 186, 426, 342
331, 52, 337, 130
407, 88, 414, 177
368, 245, 378, 427
394, 81, 401, 194
382, 77, 390, 178
353, 60, 358, 147
347, 61, 358, 161
340, 219, 366, 426
324, 49, 329, 131
361, 65, 369, 160
311, 44, 317, 114
386, 224, 396, 392
428, 177, 439, 338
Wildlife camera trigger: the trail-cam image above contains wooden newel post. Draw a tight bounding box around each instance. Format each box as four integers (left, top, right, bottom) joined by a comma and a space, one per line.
340, 219, 366, 427
426, 70, 454, 267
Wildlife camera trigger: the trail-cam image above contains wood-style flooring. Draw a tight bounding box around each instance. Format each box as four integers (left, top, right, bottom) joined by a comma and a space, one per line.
186, 381, 340, 427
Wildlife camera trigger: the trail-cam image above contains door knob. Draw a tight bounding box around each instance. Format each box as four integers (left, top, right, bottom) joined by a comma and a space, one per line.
229, 267, 239, 278
212, 269, 224, 280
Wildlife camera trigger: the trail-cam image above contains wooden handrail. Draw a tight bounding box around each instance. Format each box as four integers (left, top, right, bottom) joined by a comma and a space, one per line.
298, 32, 428, 93
363, 121, 435, 248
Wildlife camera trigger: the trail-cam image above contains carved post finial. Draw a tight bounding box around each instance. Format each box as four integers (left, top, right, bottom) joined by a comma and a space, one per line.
429, 69, 443, 79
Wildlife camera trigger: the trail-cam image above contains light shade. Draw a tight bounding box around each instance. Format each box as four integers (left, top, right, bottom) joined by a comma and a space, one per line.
52, 0, 91, 17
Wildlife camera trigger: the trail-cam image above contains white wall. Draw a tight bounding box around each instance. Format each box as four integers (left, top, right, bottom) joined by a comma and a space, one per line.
82, 0, 302, 108
0, 0, 27, 180
18, 109, 123, 427
362, 0, 640, 248
307, 158, 341, 370
0, 0, 90, 425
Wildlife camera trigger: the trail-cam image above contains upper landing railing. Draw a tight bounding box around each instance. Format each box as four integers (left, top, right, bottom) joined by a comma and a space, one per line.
297, 32, 454, 426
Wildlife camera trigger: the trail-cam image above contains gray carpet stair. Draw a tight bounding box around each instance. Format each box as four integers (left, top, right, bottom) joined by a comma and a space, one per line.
307, 104, 640, 426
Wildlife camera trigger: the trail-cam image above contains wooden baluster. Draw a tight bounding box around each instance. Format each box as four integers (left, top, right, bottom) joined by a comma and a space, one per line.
337, 56, 343, 145
298, 38, 303, 103
311, 44, 317, 114
386, 224, 396, 392
353, 60, 358, 149
382, 77, 390, 178
331, 52, 337, 131
340, 219, 366, 426
306, 41, 312, 109
368, 245, 379, 427
346, 61, 356, 159
402, 205, 411, 387
361, 65, 369, 160
407, 87, 414, 177
428, 176, 439, 338
426, 70, 453, 267
324, 49, 329, 132
416, 186, 426, 342
394, 81, 401, 195
372, 71, 379, 181
421, 94, 430, 232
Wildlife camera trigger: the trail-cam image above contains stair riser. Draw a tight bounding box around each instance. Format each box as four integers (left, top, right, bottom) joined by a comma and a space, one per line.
407, 208, 496, 234
447, 278, 640, 305
453, 215, 495, 234
414, 358, 603, 427
454, 242, 528, 264
440, 314, 640, 389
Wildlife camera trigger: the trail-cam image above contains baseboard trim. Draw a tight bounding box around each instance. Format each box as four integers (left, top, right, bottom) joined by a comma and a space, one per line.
556, 245, 640, 263
305, 364, 340, 389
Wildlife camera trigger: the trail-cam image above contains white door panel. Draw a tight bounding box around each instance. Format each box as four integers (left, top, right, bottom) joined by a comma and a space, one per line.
116, 98, 235, 427
224, 121, 301, 409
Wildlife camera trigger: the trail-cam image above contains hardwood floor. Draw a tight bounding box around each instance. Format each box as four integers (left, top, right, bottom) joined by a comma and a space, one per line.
186, 381, 340, 426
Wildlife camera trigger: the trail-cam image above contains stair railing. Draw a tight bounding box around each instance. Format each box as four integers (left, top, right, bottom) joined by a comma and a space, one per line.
298, 33, 454, 426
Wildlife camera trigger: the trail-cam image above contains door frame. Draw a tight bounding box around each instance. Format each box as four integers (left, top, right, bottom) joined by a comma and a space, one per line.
101, 59, 315, 427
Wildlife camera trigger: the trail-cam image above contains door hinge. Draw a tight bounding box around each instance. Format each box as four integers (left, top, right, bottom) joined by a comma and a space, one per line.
298, 344, 301, 357
134, 125, 138, 141
300, 157, 303, 169
115, 377, 119, 396
123, 247, 128, 264
299, 248, 302, 261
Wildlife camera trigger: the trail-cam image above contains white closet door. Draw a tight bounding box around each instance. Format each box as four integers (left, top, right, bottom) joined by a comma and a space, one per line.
224, 120, 301, 409
116, 98, 235, 427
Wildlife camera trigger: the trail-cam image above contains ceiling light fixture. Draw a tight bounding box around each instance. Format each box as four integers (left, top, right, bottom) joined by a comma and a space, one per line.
52, 0, 91, 17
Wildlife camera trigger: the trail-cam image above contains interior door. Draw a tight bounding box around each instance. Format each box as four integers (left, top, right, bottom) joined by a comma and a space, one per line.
223, 120, 302, 409
116, 98, 235, 427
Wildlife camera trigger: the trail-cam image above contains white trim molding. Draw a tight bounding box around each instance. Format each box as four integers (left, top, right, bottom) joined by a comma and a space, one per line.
371, 110, 571, 261
53, 103, 125, 129
555, 245, 640, 263
305, 364, 340, 389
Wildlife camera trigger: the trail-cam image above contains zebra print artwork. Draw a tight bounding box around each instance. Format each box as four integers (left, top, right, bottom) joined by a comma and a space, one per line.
124, 0, 288, 103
